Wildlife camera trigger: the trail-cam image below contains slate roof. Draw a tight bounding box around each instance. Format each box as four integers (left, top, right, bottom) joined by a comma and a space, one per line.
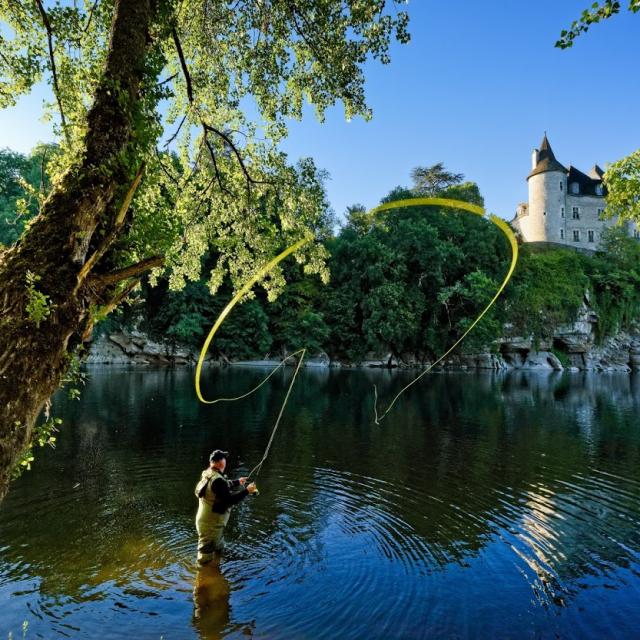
528, 134, 567, 179
589, 164, 604, 179
568, 165, 606, 196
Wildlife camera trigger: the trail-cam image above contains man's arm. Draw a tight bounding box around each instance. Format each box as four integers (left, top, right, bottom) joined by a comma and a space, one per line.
211, 478, 248, 512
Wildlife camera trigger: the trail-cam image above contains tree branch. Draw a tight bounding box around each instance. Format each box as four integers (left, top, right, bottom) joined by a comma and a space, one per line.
171, 25, 272, 198
163, 113, 187, 148
203, 122, 271, 191
203, 127, 232, 196
91, 255, 164, 286
155, 147, 181, 187
171, 26, 194, 103
158, 72, 178, 86
74, 163, 145, 292
34, 0, 69, 143
96, 278, 142, 325
83, 0, 101, 33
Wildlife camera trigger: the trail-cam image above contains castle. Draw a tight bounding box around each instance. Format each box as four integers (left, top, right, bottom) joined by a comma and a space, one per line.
511, 134, 639, 250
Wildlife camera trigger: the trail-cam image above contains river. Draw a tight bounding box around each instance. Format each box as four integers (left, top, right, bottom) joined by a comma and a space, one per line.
1, 367, 639, 639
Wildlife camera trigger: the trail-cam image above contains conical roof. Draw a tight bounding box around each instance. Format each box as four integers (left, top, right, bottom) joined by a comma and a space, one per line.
528, 134, 567, 179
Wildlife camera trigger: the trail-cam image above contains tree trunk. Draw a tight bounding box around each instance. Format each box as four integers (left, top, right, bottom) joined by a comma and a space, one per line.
0, 0, 155, 501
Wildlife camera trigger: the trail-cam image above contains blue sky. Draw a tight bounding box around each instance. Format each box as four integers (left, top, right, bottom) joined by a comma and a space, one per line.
1, 1, 639, 223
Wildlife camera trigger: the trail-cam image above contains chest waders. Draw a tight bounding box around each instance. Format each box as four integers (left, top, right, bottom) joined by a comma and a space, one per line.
195, 469, 231, 564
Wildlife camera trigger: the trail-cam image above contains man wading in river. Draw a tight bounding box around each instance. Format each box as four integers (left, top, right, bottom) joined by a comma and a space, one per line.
195, 450, 257, 564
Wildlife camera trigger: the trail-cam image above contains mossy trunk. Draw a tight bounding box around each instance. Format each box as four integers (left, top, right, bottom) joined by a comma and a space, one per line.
0, 0, 154, 501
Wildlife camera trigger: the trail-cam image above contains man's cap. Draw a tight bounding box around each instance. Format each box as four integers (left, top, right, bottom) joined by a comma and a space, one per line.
210, 449, 229, 462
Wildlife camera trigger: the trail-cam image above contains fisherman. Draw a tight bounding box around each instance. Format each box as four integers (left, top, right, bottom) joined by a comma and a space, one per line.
195, 449, 257, 564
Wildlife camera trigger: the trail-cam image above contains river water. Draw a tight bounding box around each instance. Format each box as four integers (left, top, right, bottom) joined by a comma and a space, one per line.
1, 367, 639, 639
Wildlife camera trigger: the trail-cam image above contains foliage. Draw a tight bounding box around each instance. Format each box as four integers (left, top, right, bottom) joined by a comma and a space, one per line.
603, 150, 640, 223
116, 163, 640, 364
0, 145, 57, 246
503, 247, 588, 343
411, 162, 464, 195
61, 349, 87, 401
322, 187, 510, 362
503, 231, 640, 345
586, 228, 640, 338
379, 185, 415, 205
439, 182, 484, 208
144, 278, 273, 359
10, 415, 60, 479
556, 0, 640, 49
266, 262, 330, 354
0, 0, 411, 298
24, 270, 54, 327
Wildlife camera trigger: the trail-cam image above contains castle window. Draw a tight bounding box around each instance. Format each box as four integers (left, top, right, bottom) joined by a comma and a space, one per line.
560, 229, 564, 240
560, 181, 563, 191
573, 230, 580, 242
561, 207, 565, 217
543, 210, 546, 216
570, 182, 580, 194
572, 207, 580, 219
588, 230, 595, 243
595, 184, 603, 196
597, 208, 605, 217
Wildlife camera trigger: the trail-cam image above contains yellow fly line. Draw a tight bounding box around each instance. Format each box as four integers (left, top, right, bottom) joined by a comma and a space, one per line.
194, 197, 518, 434
369, 197, 519, 423
194, 240, 311, 482
195, 238, 310, 404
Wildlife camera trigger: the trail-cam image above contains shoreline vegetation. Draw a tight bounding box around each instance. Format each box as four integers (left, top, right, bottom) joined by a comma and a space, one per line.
4, 149, 640, 375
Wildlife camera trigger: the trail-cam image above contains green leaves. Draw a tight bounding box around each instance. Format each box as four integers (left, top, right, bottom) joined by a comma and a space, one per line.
603, 149, 640, 223
323, 191, 510, 361
10, 415, 61, 479
504, 248, 588, 342
555, 1, 639, 49
587, 228, 640, 338
0, 145, 58, 246
24, 270, 55, 327
2, 1, 409, 304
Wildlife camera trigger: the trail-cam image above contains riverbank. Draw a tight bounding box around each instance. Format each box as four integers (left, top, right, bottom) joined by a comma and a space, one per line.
87, 302, 640, 372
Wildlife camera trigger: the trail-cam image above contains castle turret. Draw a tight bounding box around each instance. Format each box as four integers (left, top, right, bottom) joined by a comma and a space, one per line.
513, 134, 635, 250
521, 134, 567, 242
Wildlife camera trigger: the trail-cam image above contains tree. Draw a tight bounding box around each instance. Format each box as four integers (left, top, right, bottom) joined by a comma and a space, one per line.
0, 145, 58, 246
603, 150, 640, 223
410, 162, 464, 196
0, 0, 410, 499
556, 1, 640, 224
323, 178, 509, 364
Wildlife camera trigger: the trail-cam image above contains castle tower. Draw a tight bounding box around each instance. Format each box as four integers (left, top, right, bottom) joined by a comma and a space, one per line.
521, 134, 567, 243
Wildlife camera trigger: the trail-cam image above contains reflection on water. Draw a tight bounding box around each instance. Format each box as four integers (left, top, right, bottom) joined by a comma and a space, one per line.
193, 560, 230, 639
1, 368, 639, 639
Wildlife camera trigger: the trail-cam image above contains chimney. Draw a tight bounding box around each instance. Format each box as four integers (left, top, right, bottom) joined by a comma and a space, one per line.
531, 149, 539, 170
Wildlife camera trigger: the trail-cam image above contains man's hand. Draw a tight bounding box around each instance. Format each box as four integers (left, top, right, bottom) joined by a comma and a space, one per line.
239, 477, 248, 485
247, 482, 257, 494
